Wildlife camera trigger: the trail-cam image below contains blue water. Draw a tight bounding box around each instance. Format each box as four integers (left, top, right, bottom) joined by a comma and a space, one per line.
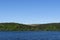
0, 31, 60, 40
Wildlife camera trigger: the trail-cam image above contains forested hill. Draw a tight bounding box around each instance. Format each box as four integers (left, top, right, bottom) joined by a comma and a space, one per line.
0, 23, 60, 31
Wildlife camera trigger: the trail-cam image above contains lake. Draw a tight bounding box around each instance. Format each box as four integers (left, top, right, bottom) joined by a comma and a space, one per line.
0, 31, 60, 40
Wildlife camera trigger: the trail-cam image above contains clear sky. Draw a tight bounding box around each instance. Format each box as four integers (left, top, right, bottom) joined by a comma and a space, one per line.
0, 0, 60, 24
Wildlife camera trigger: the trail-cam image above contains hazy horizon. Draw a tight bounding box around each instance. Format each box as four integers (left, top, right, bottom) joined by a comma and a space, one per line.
0, 0, 60, 24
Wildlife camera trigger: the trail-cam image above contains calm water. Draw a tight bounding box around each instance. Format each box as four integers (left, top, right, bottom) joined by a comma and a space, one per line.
0, 31, 60, 40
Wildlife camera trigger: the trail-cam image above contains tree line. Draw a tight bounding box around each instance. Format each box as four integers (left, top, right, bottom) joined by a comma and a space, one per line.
0, 23, 60, 31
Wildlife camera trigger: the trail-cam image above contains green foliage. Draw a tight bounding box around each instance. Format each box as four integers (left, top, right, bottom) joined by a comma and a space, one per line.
0, 23, 60, 31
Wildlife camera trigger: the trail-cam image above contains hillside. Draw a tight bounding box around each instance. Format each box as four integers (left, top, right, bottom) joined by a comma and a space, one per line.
31, 23, 60, 31
0, 23, 32, 31
0, 23, 60, 31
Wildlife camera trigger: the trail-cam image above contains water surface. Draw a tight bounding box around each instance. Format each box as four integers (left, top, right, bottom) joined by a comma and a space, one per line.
0, 31, 60, 40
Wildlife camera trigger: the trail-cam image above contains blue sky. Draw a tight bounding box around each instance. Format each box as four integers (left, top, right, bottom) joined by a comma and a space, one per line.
0, 0, 60, 24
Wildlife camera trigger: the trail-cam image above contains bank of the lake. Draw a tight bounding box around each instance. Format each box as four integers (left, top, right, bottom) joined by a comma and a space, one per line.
0, 23, 60, 31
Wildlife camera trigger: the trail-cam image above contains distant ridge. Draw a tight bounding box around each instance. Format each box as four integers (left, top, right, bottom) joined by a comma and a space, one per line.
0, 22, 60, 31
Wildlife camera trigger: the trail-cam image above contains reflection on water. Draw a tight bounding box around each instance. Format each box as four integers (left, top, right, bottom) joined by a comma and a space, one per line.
0, 31, 60, 40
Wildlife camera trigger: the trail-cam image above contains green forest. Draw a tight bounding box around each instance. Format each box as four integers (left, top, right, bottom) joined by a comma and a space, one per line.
0, 23, 60, 31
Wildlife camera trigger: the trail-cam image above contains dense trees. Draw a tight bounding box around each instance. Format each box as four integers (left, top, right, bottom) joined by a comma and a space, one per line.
0, 23, 60, 31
